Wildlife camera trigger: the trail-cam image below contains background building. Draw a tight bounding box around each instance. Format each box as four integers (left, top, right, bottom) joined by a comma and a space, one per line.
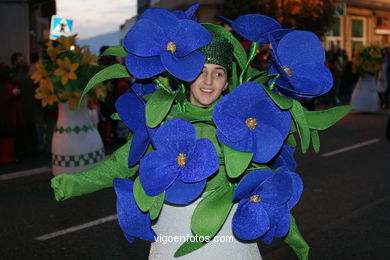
325, 0, 390, 57
0, 0, 55, 64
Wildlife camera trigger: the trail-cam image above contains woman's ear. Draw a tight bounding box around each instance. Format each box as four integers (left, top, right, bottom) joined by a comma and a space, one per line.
223, 81, 229, 91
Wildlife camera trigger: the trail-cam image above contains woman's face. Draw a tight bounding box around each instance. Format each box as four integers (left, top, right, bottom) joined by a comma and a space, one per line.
189, 63, 228, 108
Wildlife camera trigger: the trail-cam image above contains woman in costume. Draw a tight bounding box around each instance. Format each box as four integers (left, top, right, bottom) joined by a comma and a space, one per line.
51, 4, 350, 259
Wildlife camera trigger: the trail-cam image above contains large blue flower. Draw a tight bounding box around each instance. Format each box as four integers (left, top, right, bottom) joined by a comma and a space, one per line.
115, 82, 156, 167
268, 30, 333, 98
213, 82, 291, 163
124, 8, 211, 81
139, 118, 219, 204
221, 14, 281, 44
232, 168, 303, 242
113, 178, 157, 243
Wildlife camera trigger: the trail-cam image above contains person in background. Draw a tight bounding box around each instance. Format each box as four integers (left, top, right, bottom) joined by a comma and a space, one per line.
12, 62, 39, 156
10, 52, 24, 78
0, 63, 21, 163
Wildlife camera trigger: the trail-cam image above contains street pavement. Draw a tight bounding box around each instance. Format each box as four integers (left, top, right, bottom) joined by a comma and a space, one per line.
1, 110, 389, 260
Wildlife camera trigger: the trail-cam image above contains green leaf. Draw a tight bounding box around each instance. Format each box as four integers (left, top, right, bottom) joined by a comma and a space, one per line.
223, 144, 252, 178
247, 67, 267, 82
201, 23, 247, 70
286, 133, 297, 148
133, 177, 165, 219
191, 184, 234, 238
204, 166, 229, 193
149, 191, 165, 220
310, 129, 320, 152
305, 105, 351, 130
133, 177, 154, 212
283, 215, 310, 260
79, 64, 130, 105
174, 240, 207, 257
290, 100, 310, 154
228, 61, 239, 92
261, 84, 293, 110
101, 45, 127, 57
110, 113, 120, 120
146, 90, 177, 128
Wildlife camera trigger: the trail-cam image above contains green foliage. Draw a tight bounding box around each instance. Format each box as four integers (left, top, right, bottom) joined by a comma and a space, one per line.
145, 90, 178, 128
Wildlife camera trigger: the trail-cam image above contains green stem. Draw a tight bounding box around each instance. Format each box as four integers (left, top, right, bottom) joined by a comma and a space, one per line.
153, 78, 172, 94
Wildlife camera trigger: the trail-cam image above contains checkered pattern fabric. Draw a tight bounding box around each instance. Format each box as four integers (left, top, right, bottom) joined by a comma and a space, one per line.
52, 148, 105, 167
54, 124, 95, 134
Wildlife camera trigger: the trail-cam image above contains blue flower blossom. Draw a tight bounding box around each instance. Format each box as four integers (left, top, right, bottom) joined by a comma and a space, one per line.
113, 178, 157, 243
232, 168, 303, 243
268, 30, 333, 98
115, 83, 156, 167
124, 8, 211, 81
172, 2, 199, 21
221, 14, 281, 44
139, 118, 219, 204
212, 82, 291, 163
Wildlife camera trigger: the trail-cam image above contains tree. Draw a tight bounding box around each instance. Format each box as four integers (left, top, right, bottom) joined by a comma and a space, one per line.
217, 0, 336, 37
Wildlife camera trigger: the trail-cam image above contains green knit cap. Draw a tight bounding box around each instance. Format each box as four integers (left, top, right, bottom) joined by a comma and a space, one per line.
200, 36, 233, 70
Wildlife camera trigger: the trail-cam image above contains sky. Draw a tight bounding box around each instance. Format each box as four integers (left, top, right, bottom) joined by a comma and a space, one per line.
56, 0, 137, 40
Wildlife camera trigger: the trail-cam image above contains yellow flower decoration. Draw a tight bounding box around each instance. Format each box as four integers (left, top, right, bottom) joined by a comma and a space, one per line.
31, 61, 51, 85
47, 45, 65, 62
81, 49, 98, 66
59, 91, 81, 110
58, 35, 77, 50
53, 57, 79, 86
35, 83, 58, 107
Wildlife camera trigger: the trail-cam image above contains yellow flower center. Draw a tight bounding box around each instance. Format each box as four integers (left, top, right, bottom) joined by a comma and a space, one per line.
245, 118, 257, 130
176, 153, 186, 167
283, 65, 292, 76
166, 41, 177, 53
249, 195, 261, 203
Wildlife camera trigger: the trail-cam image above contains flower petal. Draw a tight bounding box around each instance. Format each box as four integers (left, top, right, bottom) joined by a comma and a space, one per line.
160, 50, 205, 82
139, 8, 178, 29
252, 125, 285, 163
153, 118, 196, 155
216, 129, 253, 153
128, 129, 150, 167
115, 89, 145, 132
277, 31, 325, 67
126, 53, 165, 79
232, 14, 281, 43
165, 179, 206, 204
260, 204, 290, 244
180, 138, 219, 182
270, 144, 296, 171
284, 170, 303, 209
124, 19, 166, 57
168, 19, 211, 57
258, 171, 293, 205
232, 201, 270, 240
139, 150, 179, 196
233, 169, 274, 201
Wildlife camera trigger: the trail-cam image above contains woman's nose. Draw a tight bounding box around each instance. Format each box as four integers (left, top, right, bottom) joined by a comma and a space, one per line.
204, 72, 213, 85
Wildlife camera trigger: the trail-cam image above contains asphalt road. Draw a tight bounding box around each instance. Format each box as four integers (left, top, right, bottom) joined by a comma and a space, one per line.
1, 110, 389, 260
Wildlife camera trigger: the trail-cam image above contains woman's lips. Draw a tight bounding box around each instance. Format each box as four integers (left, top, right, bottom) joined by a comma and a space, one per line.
200, 88, 213, 94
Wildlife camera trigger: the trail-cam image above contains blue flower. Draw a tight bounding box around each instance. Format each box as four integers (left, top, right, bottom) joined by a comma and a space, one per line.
124, 8, 211, 81
268, 30, 333, 98
212, 82, 291, 163
113, 178, 157, 243
172, 2, 199, 21
232, 168, 303, 242
115, 83, 156, 167
139, 118, 219, 204
221, 14, 281, 44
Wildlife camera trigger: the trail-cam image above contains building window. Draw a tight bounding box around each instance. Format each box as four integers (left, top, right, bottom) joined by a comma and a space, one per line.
351, 17, 366, 51
325, 17, 343, 50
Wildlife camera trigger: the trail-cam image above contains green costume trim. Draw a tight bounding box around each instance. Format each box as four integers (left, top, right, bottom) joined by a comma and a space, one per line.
54, 124, 95, 134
